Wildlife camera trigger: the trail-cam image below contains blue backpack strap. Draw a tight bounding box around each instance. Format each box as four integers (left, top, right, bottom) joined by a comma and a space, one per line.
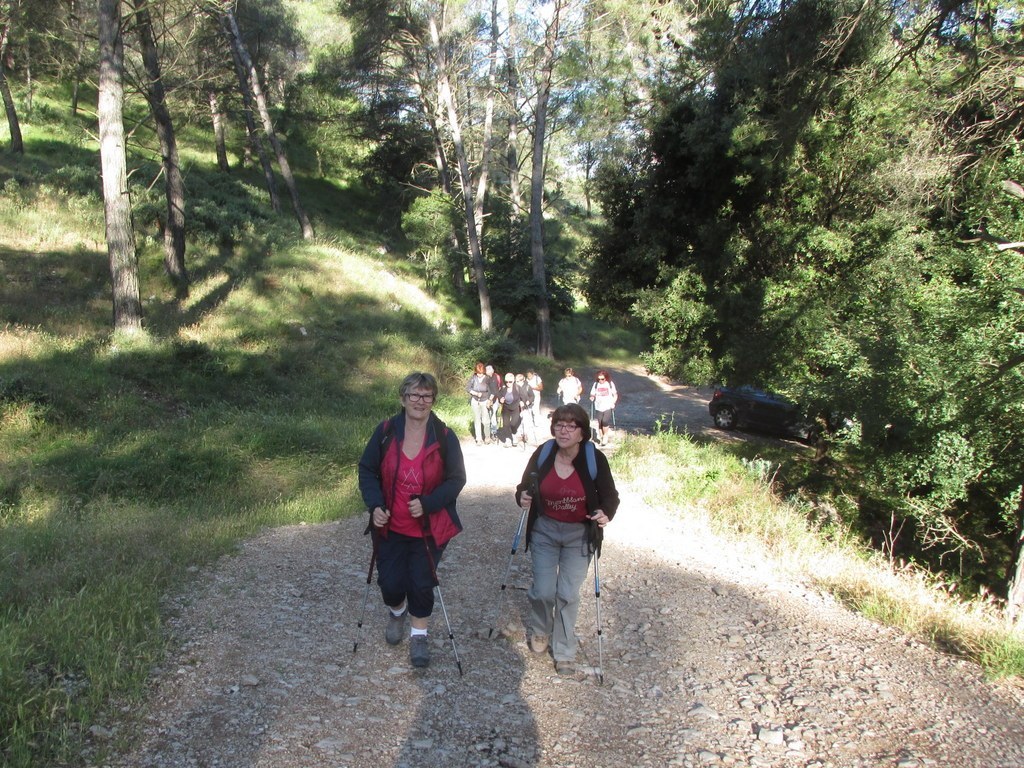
584, 441, 597, 481
538, 438, 596, 480
538, 438, 555, 466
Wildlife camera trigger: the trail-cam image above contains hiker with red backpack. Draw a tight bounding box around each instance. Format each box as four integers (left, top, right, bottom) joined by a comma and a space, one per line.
513, 402, 620, 676
358, 372, 466, 669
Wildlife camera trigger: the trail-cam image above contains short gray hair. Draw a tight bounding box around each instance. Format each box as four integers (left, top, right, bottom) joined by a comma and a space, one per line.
399, 372, 438, 399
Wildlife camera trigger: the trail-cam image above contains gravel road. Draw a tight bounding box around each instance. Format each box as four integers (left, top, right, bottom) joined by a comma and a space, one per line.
105, 367, 1024, 768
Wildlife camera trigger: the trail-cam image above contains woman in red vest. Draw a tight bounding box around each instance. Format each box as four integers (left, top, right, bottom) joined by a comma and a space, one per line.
358, 372, 466, 668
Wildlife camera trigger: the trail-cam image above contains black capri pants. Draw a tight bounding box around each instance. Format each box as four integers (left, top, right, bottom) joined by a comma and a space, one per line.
374, 530, 444, 619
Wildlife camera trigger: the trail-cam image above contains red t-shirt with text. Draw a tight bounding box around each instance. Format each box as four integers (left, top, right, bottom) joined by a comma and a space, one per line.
540, 468, 588, 523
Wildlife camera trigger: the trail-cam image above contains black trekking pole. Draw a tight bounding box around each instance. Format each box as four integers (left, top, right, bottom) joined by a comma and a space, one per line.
592, 546, 605, 685
590, 400, 597, 442
415, 497, 463, 676
353, 526, 379, 653
486, 471, 536, 639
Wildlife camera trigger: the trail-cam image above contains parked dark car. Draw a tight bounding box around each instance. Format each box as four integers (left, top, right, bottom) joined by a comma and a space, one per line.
708, 385, 815, 441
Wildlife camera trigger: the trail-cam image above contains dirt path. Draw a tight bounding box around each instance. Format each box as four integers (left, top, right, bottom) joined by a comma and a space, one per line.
105, 367, 1024, 768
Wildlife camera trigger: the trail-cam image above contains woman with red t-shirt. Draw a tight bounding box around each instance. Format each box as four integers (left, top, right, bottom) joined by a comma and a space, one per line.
514, 403, 620, 675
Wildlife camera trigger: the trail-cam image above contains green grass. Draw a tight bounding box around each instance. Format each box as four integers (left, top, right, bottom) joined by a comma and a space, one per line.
609, 427, 1024, 682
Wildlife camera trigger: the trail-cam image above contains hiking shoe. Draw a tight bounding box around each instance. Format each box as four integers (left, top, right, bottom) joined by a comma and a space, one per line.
410, 635, 431, 668
555, 660, 575, 676
528, 634, 548, 654
385, 609, 407, 645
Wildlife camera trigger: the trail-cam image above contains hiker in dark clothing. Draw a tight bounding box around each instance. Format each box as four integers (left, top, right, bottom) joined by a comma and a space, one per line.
514, 403, 619, 676
496, 372, 529, 447
513, 372, 536, 448
358, 372, 467, 668
484, 363, 501, 438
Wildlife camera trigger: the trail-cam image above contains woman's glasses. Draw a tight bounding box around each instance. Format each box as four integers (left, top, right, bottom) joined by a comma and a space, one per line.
405, 392, 435, 403
553, 422, 580, 433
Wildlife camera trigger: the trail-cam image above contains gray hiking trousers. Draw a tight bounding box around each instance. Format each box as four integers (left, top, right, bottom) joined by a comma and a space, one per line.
527, 514, 593, 663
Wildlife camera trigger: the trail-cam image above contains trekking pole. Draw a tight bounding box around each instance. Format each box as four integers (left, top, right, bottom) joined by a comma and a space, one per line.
592, 546, 605, 685
486, 471, 536, 639
432, 572, 463, 676
590, 400, 597, 442
415, 498, 464, 676
353, 528, 378, 653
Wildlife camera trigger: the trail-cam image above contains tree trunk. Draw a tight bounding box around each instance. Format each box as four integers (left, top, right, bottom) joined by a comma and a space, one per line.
20, 11, 28, 115
529, 0, 562, 358
429, 14, 491, 330
471, 0, 499, 249
505, 0, 523, 219
97, 0, 142, 332
409, 59, 465, 294
70, 0, 84, 114
221, 7, 313, 239
0, 4, 24, 154
133, 0, 187, 298
220, 13, 279, 212
1006, 486, 1024, 629
208, 89, 229, 171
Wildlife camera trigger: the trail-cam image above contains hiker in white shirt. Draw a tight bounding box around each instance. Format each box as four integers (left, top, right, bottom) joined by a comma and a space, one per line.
556, 367, 582, 405
589, 370, 618, 445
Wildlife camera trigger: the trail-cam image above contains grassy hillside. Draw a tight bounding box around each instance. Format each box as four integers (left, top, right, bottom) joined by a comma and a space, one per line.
0, 90, 472, 765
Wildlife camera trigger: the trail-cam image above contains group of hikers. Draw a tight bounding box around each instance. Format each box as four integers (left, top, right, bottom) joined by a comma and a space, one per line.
357, 371, 621, 678
466, 363, 619, 448
466, 363, 545, 448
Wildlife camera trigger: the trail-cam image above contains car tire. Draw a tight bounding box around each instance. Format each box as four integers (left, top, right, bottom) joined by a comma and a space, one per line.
713, 406, 736, 430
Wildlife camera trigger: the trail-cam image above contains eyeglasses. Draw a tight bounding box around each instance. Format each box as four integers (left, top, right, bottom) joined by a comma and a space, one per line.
597, 377, 606, 381
553, 422, 580, 433
405, 392, 435, 403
